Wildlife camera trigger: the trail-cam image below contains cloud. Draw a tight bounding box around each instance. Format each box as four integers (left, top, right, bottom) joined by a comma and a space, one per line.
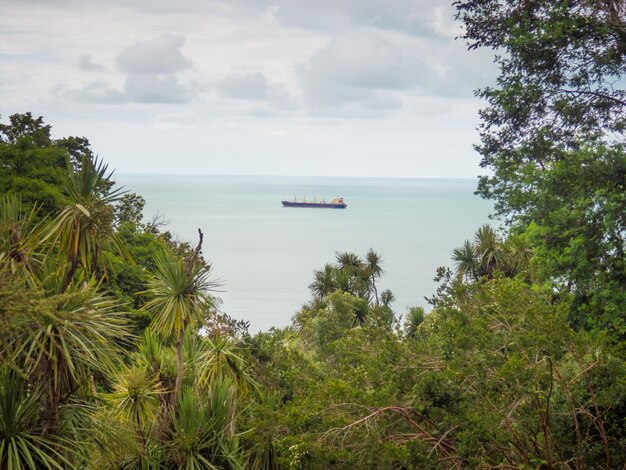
65, 80, 124, 104
297, 34, 415, 112
295, 29, 496, 114
215, 72, 297, 115
116, 34, 192, 75
68, 34, 196, 104
218, 72, 267, 100
68, 76, 193, 104
78, 53, 106, 72
231, 0, 453, 38
124, 74, 191, 103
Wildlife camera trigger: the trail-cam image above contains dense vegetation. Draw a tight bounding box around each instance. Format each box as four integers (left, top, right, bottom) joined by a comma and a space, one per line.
1, 1, 625, 468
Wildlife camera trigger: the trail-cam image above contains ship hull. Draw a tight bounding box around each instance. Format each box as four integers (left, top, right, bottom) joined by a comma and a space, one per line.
281, 201, 347, 209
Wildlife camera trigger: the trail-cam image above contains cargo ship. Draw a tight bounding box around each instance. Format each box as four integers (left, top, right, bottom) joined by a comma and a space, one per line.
281, 196, 347, 209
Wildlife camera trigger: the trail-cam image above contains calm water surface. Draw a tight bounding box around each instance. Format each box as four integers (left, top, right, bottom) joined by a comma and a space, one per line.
115, 175, 493, 331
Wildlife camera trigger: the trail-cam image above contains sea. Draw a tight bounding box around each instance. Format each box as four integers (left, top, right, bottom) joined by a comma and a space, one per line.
114, 175, 494, 332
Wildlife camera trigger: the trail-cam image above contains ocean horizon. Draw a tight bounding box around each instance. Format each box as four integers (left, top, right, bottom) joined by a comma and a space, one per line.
114, 174, 494, 331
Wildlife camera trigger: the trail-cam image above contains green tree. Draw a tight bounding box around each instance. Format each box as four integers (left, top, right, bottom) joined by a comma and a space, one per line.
41, 156, 124, 290
309, 251, 390, 303
115, 193, 146, 226
0, 368, 71, 469
0, 137, 68, 215
0, 194, 41, 278
365, 249, 384, 305
455, 0, 626, 216
53, 136, 94, 172
452, 224, 507, 281
143, 230, 217, 408
0, 112, 52, 147
454, 0, 626, 334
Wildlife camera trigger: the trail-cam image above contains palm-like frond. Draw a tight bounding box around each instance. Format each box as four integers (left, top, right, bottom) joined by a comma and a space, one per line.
39, 156, 125, 290
309, 263, 336, 299
4, 282, 129, 424
503, 234, 534, 276
334, 269, 354, 294
351, 298, 369, 327
196, 336, 256, 395
63, 156, 124, 207
365, 249, 384, 278
108, 367, 165, 434
168, 384, 246, 470
380, 289, 395, 307
474, 224, 504, 277
0, 195, 43, 279
135, 330, 165, 376
0, 368, 71, 469
335, 252, 364, 272
87, 406, 160, 470
452, 240, 478, 279
144, 250, 217, 337
365, 249, 384, 304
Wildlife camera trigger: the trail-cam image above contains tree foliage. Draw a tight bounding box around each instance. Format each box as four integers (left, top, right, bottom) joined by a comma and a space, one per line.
3, 78, 626, 469
454, 0, 626, 335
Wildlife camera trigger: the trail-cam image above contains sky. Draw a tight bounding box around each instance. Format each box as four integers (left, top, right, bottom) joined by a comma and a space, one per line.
0, 0, 498, 178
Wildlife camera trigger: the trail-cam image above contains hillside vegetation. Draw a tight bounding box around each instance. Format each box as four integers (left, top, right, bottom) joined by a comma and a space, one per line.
1, 1, 625, 468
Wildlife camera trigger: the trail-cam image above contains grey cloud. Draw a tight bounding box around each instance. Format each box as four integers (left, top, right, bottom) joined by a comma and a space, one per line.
116, 34, 192, 75
67, 76, 192, 104
68, 34, 196, 104
266, 83, 296, 110
409, 46, 497, 99
124, 74, 191, 103
216, 73, 297, 114
233, 0, 449, 38
19, 0, 457, 39
297, 34, 414, 111
78, 53, 106, 72
65, 80, 124, 104
218, 72, 267, 100
296, 31, 497, 113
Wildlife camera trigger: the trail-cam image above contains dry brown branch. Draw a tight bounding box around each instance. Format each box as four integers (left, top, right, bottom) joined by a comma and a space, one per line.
321, 405, 463, 466
185, 228, 203, 277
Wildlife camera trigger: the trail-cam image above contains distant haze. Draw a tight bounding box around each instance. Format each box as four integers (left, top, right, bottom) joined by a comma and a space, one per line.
1, 0, 496, 178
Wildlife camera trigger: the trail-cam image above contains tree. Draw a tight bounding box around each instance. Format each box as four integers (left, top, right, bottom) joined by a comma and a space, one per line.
143, 230, 217, 408
451, 240, 478, 281
309, 251, 389, 302
0, 136, 69, 215
0, 194, 41, 277
115, 193, 146, 226
455, 0, 626, 217
365, 249, 384, 305
403, 306, 425, 338
54, 136, 94, 172
454, 0, 626, 334
42, 155, 124, 290
452, 224, 507, 280
309, 263, 337, 299
0, 367, 71, 469
0, 112, 52, 147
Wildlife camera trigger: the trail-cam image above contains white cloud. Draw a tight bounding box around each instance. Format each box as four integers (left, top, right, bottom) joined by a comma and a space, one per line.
68, 34, 196, 104
296, 34, 417, 112
116, 34, 192, 75
0, 0, 499, 177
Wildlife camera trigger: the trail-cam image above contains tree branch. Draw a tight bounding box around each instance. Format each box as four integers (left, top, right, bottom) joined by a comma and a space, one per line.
185, 228, 203, 278
557, 89, 626, 107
